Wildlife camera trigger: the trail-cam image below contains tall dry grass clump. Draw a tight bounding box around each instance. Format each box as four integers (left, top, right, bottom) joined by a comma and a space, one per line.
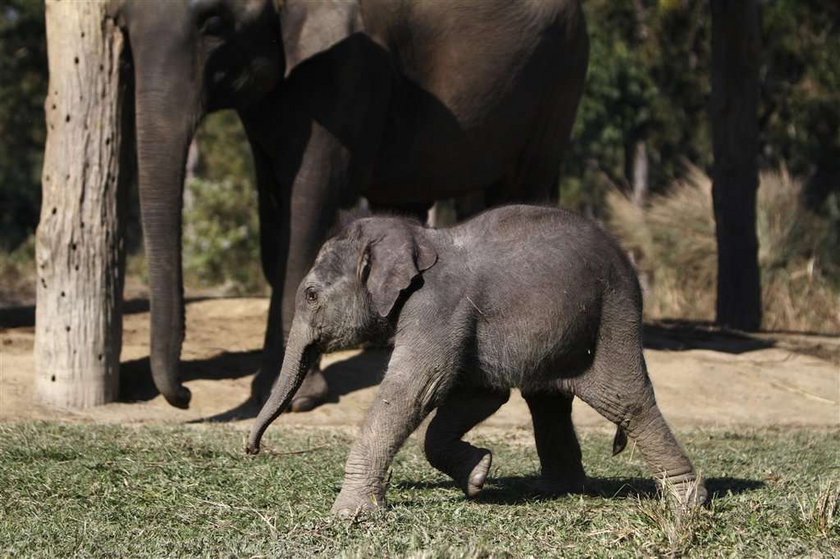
607, 165, 840, 332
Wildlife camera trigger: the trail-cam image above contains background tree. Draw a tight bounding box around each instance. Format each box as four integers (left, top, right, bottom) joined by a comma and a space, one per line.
35, 0, 133, 407
710, 0, 762, 330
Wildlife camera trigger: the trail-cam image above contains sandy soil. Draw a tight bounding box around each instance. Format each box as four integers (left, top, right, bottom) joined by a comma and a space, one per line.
1, 297, 838, 433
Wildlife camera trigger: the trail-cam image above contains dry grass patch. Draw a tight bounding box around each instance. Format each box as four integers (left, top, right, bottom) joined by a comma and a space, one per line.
608, 165, 840, 332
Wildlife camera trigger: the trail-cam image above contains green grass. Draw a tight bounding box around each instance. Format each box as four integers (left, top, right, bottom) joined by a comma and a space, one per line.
0, 423, 837, 557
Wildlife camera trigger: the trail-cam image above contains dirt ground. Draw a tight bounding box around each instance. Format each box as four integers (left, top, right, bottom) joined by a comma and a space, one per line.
1, 297, 838, 432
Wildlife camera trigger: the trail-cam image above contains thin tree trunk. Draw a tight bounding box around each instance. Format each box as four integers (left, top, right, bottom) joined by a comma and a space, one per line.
710, 0, 762, 331
631, 140, 648, 207
628, 1, 649, 208
35, 0, 132, 407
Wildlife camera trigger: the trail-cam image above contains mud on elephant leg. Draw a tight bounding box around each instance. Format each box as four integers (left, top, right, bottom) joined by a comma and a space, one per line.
523, 391, 587, 494
424, 387, 510, 497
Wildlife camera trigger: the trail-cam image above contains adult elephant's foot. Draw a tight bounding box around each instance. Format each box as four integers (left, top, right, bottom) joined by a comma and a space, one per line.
330, 487, 385, 518
290, 367, 329, 412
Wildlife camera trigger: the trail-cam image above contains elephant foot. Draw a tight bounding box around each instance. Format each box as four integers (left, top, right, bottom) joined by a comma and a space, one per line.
164, 386, 192, 410
330, 487, 385, 518
290, 367, 329, 412
427, 443, 494, 498
463, 449, 493, 498
671, 478, 709, 509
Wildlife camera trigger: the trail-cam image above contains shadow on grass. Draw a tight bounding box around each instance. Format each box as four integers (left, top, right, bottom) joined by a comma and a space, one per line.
396, 476, 764, 505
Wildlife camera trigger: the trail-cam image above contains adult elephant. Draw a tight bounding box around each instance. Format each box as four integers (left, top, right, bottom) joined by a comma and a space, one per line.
110, 0, 589, 410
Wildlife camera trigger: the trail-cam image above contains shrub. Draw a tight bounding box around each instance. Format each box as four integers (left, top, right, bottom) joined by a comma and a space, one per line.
0, 234, 35, 305
607, 165, 840, 332
182, 177, 265, 295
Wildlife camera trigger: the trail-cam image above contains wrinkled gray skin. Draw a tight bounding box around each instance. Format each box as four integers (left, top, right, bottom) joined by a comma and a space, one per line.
109, 0, 588, 410
247, 205, 708, 516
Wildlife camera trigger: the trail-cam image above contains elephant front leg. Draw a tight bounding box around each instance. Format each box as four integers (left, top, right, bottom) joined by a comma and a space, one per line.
332, 361, 446, 516
523, 391, 587, 494
424, 387, 509, 497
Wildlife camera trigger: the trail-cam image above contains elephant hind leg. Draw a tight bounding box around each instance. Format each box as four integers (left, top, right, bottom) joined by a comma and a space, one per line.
573, 356, 708, 506
523, 391, 587, 494
424, 387, 509, 498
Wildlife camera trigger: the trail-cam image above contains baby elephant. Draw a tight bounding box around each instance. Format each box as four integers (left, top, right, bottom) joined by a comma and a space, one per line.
246, 205, 707, 515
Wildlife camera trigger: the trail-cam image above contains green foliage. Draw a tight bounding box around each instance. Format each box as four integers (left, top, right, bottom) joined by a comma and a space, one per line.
761, 0, 840, 180
0, 0, 46, 250
0, 423, 837, 556
182, 111, 264, 294
560, 0, 711, 214
193, 109, 255, 184
561, 0, 840, 223
183, 178, 263, 294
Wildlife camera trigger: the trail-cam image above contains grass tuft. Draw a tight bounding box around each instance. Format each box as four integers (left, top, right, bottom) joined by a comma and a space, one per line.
797, 479, 840, 538
633, 476, 712, 558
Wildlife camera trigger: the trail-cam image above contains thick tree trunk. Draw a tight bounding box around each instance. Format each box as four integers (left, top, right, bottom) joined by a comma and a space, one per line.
35, 1, 132, 407
710, 0, 762, 331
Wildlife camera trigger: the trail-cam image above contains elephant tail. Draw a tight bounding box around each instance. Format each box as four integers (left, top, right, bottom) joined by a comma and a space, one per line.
612, 426, 628, 456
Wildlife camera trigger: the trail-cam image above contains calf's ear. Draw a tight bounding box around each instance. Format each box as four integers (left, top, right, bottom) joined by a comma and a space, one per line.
365, 228, 437, 318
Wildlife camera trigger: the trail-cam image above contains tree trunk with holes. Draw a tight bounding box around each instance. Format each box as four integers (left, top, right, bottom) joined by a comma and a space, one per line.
35, 0, 133, 407
710, 0, 762, 331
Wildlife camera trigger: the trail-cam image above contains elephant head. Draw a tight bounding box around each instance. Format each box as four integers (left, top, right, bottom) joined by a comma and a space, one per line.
246, 217, 437, 453
110, 0, 284, 407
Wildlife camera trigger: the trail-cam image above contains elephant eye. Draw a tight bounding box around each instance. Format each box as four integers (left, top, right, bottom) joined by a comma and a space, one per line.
305, 287, 319, 304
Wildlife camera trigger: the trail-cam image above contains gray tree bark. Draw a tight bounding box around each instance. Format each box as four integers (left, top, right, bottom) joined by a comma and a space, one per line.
631, 140, 648, 207
710, 0, 762, 330
35, 0, 133, 407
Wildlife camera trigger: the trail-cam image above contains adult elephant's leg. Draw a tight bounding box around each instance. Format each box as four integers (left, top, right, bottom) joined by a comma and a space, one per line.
247, 143, 291, 403
279, 121, 350, 411
523, 391, 587, 494
424, 386, 510, 497
251, 35, 393, 410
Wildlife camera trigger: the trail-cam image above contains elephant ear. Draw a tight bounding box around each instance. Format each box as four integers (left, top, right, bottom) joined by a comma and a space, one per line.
365, 225, 437, 318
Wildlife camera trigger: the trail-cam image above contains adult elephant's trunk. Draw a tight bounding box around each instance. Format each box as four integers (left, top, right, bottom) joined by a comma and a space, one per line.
133, 48, 202, 409
247, 320, 320, 454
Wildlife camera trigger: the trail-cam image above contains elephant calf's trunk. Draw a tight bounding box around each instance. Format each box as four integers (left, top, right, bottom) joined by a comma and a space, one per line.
246, 339, 319, 454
